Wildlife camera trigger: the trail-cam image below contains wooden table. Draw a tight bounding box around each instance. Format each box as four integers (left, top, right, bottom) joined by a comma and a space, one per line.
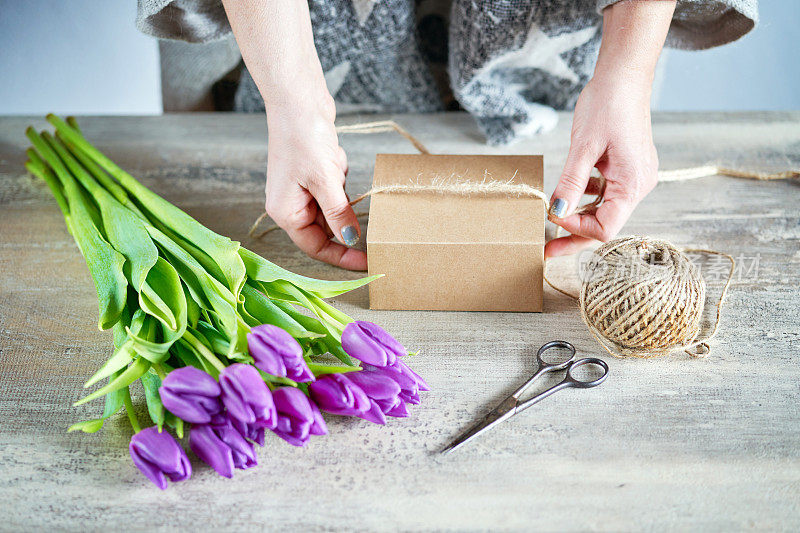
1, 112, 798, 530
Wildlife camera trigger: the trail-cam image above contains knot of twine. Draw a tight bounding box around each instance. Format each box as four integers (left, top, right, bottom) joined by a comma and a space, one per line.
572, 236, 733, 359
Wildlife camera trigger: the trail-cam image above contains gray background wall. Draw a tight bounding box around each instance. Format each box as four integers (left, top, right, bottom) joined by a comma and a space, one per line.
1, 0, 161, 115
656, 1, 798, 111
1, 0, 797, 115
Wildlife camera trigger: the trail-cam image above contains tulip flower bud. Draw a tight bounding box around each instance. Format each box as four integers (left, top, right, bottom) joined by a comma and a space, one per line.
230, 416, 266, 447
364, 359, 429, 406
309, 398, 328, 436
341, 321, 406, 367
347, 370, 404, 423
129, 427, 191, 490
308, 373, 370, 417
248, 325, 315, 382
271, 387, 328, 447
219, 364, 277, 429
190, 419, 258, 478
159, 366, 222, 424
392, 358, 430, 392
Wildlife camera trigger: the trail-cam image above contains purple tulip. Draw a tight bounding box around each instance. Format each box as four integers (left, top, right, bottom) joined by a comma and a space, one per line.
271, 387, 328, 447
341, 321, 406, 367
230, 416, 266, 447
219, 363, 276, 429
392, 358, 430, 392
129, 427, 191, 490
345, 370, 405, 424
189, 419, 258, 478
364, 358, 429, 406
309, 399, 328, 436
248, 325, 314, 382
308, 373, 371, 417
159, 366, 222, 424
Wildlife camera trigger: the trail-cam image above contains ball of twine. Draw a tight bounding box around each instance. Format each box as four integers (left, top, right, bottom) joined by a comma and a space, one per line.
579, 236, 708, 358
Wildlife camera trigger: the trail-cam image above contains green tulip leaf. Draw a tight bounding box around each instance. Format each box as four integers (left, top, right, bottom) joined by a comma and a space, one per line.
138, 257, 187, 342
74, 357, 150, 406
26, 128, 128, 330
140, 371, 166, 431
241, 283, 324, 339
49, 132, 158, 291
48, 114, 247, 300
306, 362, 360, 375
239, 247, 381, 298
68, 370, 125, 432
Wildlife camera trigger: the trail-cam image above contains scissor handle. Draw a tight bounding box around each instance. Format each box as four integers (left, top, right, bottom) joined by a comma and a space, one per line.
512, 341, 579, 399
563, 357, 609, 388
536, 340, 578, 371
515, 357, 609, 414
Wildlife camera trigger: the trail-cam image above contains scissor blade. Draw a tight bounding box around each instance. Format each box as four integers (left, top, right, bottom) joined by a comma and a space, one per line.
441, 397, 517, 454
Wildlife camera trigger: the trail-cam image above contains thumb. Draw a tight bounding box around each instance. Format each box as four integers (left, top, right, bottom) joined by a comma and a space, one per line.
307, 175, 361, 247
549, 142, 602, 219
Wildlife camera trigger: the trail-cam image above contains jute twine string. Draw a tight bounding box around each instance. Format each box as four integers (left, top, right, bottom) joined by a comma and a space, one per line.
348, 172, 553, 207
249, 121, 798, 236
334, 120, 431, 155
344, 165, 799, 208
548, 236, 735, 359
658, 165, 799, 182
247, 120, 794, 359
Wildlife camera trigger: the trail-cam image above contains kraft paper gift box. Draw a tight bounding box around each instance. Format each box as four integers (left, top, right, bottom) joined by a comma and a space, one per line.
366, 153, 545, 312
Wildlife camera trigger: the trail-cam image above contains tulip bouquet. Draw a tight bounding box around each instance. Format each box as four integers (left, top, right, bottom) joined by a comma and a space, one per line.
24, 115, 428, 489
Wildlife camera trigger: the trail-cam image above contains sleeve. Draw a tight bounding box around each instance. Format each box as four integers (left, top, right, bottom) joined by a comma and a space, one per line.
137, 0, 232, 43
596, 0, 758, 51
159, 37, 242, 111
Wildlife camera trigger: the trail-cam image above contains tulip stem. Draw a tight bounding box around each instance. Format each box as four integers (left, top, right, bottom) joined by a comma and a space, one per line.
153, 363, 167, 380
175, 418, 184, 439
121, 387, 141, 433
183, 330, 227, 374
257, 368, 298, 388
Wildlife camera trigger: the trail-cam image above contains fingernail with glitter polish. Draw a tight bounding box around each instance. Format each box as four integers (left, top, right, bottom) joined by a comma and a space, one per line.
341, 226, 359, 247
550, 198, 568, 218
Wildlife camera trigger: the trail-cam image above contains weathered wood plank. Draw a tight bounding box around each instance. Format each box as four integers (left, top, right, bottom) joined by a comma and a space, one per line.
0, 112, 798, 531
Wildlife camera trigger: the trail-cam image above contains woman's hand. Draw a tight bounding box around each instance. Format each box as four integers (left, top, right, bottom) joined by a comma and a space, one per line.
265, 97, 366, 270
545, 0, 676, 258
545, 74, 658, 257
222, 0, 366, 270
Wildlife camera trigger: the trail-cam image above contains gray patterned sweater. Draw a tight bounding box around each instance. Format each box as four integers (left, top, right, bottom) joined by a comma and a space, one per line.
138, 0, 757, 145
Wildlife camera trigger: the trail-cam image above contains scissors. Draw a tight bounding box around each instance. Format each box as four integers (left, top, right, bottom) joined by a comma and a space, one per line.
442, 340, 609, 454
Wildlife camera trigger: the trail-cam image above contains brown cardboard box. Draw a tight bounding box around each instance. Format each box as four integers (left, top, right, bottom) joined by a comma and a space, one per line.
366, 154, 545, 312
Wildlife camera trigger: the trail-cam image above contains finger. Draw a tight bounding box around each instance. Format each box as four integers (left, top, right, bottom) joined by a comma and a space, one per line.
284, 222, 368, 271
336, 145, 348, 175
315, 208, 334, 239
552, 196, 635, 243
549, 142, 604, 220
556, 176, 604, 215
306, 171, 361, 247
545, 234, 596, 258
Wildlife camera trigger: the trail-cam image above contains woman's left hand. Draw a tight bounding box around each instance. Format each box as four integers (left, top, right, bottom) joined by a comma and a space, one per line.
544, 0, 675, 258
545, 73, 658, 258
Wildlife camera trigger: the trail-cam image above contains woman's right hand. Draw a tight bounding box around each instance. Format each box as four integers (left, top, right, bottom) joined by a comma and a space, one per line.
220, 0, 365, 269
265, 95, 367, 271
